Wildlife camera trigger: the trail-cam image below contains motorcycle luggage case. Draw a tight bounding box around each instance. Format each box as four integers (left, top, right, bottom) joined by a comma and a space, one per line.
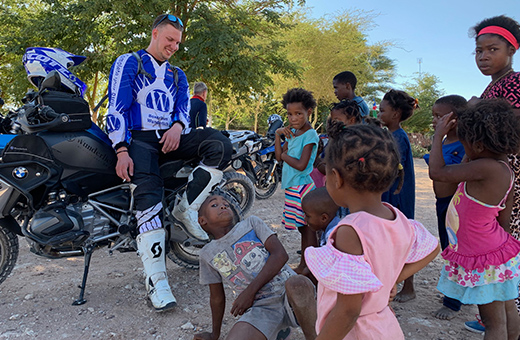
39, 91, 92, 132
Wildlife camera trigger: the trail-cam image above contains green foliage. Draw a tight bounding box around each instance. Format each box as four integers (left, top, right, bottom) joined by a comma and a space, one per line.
410, 143, 429, 158
402, 72, 445, 133
0, 1, 397, 135
273, 9, 395, 106
0, 0, 300, 118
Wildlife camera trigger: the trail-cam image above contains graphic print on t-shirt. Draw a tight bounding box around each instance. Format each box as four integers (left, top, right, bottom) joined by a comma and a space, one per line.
233, 230, 269, 276
446, 189, 462, 250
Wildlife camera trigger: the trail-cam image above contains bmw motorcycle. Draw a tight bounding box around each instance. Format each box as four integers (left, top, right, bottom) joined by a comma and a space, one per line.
0, 70, 253, 306
227, 115, 283, 199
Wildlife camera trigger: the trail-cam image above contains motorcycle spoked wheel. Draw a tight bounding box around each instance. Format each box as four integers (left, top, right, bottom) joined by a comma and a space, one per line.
167, 241, 201, 270
167, 189, 243, 270
254, 167, 280, 200
221, 171, 255, 216
0, 226, 19, 286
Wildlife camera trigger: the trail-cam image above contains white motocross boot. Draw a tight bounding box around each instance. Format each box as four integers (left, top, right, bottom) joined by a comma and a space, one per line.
136, 228, 177, 312
172, 165, 223, 241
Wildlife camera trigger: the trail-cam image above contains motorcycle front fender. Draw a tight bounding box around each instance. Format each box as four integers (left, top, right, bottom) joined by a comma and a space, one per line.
0, 215, 22, 236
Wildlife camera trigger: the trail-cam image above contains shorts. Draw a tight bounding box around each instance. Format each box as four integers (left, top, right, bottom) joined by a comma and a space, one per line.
282, 183, 315, 230
238, 292, 298, 340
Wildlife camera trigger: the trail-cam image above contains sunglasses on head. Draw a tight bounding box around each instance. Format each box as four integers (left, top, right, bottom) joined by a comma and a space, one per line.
154, 14, 184, 29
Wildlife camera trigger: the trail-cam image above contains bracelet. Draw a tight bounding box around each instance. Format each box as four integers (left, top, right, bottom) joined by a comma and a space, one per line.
116, 149, 128, 155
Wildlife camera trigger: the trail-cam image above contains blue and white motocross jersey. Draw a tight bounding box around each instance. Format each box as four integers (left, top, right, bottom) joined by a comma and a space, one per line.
106, 50, 191, 148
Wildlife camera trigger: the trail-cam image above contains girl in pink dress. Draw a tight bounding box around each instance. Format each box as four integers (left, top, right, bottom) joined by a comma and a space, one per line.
430, 99, 520, 340
471, 15, 520, 317
304, 121, 440, 339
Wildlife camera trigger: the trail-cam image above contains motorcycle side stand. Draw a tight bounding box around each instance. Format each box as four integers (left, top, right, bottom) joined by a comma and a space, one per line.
72, 244, 95, 306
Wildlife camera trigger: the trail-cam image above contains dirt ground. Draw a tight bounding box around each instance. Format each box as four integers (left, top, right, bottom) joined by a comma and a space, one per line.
0, 160, 484, 340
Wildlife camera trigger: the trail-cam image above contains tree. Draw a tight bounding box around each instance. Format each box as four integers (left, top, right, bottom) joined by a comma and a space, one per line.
0, 0, 301, 123
402, 72, 445, 133
272, 10, 395, 106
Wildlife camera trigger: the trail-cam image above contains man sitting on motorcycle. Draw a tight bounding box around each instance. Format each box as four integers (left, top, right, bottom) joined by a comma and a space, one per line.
105, 14, 232, 312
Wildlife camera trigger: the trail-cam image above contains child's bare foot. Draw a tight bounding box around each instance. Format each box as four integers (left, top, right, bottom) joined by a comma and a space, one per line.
433, 306, 459, 320
394, 275, 416, 303
393, 290, 416, 302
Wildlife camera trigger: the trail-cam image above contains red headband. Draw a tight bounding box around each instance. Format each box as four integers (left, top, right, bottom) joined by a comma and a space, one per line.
478, 26, 519, 50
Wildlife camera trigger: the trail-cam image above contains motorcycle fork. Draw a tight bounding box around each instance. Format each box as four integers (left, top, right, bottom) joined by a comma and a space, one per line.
72, 243, 95, 305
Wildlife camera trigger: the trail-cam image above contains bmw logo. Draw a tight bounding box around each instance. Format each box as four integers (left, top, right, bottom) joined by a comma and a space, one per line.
13, 167, 28, 179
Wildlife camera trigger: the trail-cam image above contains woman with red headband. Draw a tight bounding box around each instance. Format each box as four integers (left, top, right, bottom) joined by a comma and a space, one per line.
464, 15, 520, 336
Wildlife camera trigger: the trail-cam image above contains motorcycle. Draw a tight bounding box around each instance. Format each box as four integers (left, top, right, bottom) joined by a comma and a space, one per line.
0, 70, 254, 306
227, 115, 283, 199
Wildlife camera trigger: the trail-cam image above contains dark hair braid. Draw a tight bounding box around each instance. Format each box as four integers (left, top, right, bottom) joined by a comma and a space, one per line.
330, 100, 362, 124
326, 120, 403, 193
282, 88, 317, 110
383, 89, 417, 122
457, 98, 520, 155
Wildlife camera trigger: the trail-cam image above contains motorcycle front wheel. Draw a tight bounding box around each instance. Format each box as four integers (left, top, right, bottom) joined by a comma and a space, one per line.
0, 223, 19, 286
254, 166, 280, 200
168, 241, 201, 270
222, 171, 255, 216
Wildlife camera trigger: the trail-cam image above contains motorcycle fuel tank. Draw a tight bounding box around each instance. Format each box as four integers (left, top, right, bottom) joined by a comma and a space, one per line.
38, 130, 116, 173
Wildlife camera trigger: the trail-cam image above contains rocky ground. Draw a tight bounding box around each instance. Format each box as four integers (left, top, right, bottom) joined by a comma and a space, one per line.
0, 160, 483, 339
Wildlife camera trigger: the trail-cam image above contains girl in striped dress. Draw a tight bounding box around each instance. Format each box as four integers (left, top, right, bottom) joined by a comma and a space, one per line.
275, 88, 319, 274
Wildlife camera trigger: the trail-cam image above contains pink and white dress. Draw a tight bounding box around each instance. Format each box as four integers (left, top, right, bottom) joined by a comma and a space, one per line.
305, 204, 438, 339
437, 162, 520, 304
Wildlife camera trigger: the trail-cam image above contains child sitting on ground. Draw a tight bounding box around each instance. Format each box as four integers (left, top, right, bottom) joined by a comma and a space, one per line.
302, 187, 341, 247
305, 122, 440, 339
193, 195, 317, 340
423, 95, 467, 320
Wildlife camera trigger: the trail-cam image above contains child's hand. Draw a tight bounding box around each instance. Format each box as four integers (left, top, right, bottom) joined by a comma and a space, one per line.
193, 332, 218, 340
389, 284, 397, 303
276, 127, 294, 139
434, 112, 456, 137
231, 289, 255, 317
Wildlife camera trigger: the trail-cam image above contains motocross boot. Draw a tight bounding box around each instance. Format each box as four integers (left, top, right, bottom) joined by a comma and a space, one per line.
136, 228, 177, 312
172, 165, 223, 241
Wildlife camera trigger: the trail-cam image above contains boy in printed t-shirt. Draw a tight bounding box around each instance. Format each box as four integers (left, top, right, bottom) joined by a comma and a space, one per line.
193, 195, 317, 340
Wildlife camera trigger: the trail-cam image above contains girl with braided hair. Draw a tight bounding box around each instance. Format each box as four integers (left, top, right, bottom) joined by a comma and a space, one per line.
431, 99, 520, 340
304, 122, 439, 339
378, 89, 418, 303
465, 14, 520, 332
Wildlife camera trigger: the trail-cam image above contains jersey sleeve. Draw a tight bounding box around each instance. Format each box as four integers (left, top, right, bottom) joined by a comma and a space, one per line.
170, 67, 191, 130
405, 219, 439, 263
106, 53, 137, 149
305, 244, 383, 294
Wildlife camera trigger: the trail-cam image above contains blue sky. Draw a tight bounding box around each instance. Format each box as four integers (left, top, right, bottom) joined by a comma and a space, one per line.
303, 0, 519, 100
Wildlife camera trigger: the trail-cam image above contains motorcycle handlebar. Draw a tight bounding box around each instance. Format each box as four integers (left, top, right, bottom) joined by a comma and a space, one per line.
17, 105, 69, 133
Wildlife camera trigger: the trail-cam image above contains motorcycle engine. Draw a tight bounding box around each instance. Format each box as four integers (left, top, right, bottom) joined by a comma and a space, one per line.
28, 191, 112, 247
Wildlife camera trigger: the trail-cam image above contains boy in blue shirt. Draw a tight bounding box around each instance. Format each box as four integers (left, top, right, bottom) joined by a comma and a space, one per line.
424, 95, 467, 320
332, 71, 370, 118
